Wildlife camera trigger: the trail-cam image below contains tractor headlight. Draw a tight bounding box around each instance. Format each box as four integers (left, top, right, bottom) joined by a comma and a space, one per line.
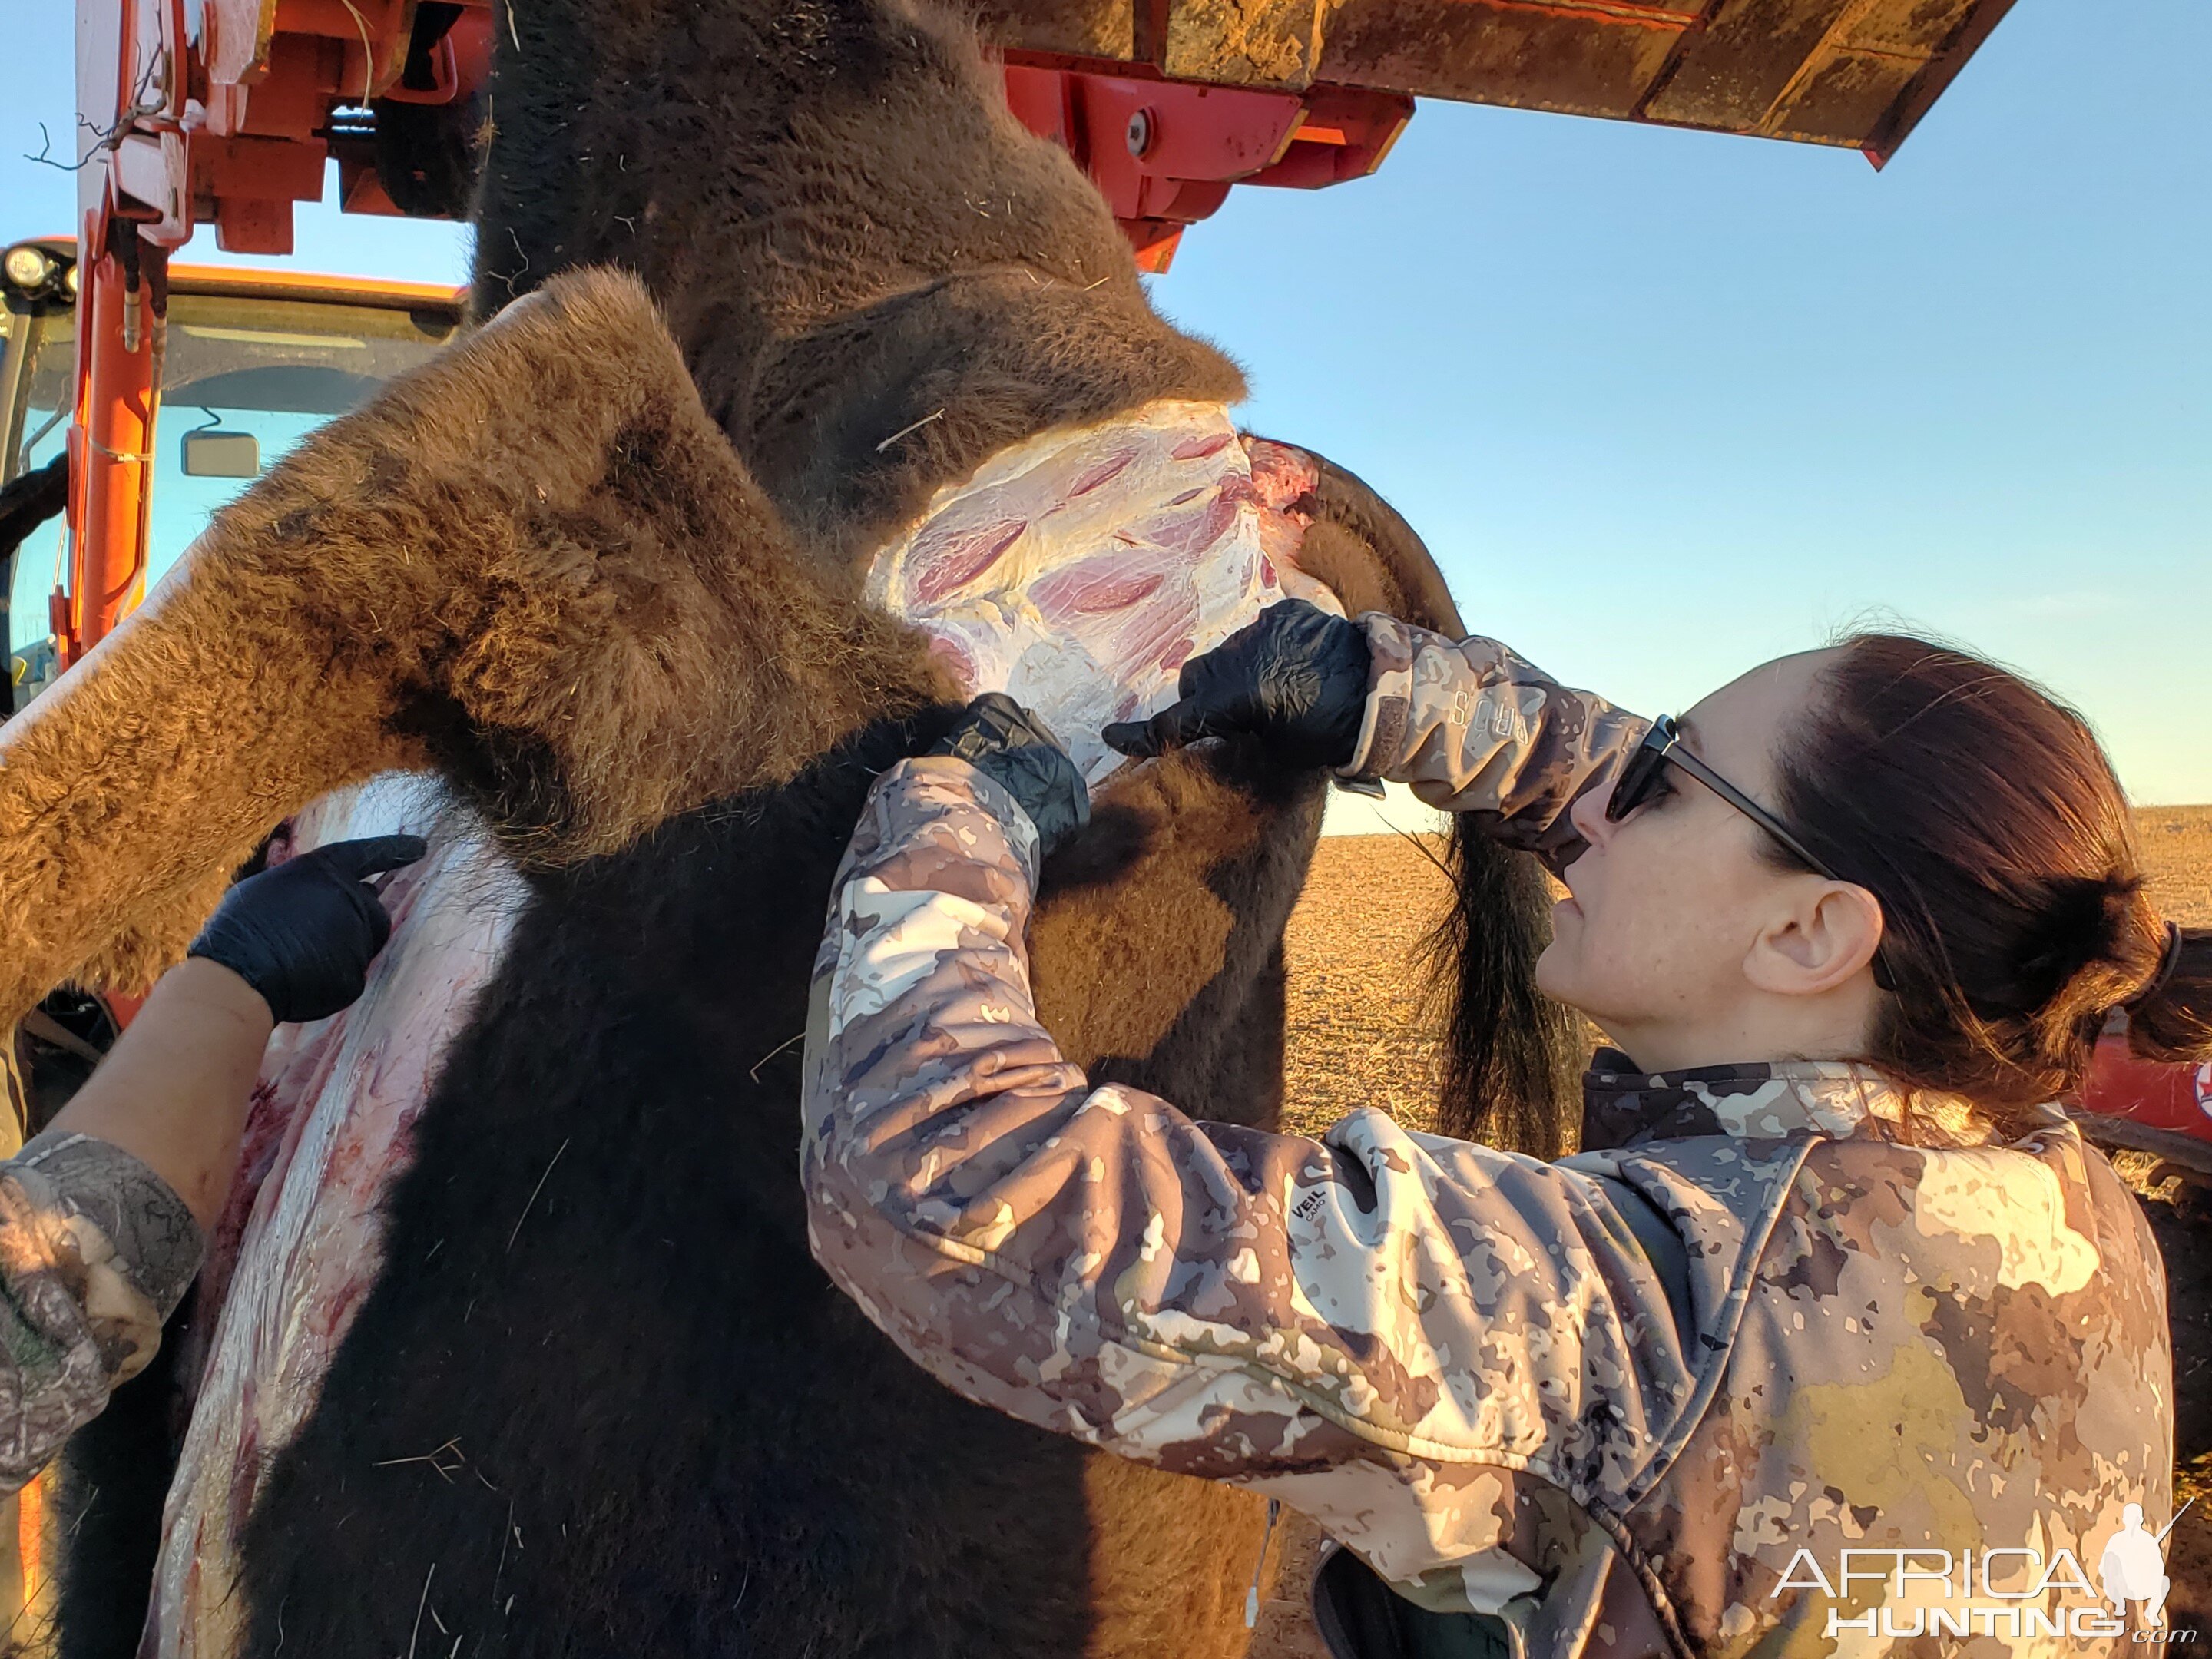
61, 260, 78, 300
3, 244, 58, 294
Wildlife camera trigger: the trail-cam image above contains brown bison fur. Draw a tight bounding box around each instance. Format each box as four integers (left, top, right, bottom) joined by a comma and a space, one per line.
471, 0, 1243, 565
734, 272, 1244, 565
38, 2, 1566, 1654
28, 275, 1326, 1657
14, 285, 1356, 1659
214, 725, 1323, 1659
457, 0, 1561, 1128
1279, 451, 1463, 635
0, 270, 937, 1025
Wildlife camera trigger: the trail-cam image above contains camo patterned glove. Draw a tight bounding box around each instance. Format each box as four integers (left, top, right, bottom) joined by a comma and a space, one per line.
927, 694, 1090, 859
189, 834, 427, 1024
1101, 598, 1369, 770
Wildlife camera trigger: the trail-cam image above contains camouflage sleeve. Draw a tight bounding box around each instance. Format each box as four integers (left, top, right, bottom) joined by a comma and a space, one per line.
800, 758, 1700, 1592
0, 1131, 203, 1493
1337, 614, 1649, 873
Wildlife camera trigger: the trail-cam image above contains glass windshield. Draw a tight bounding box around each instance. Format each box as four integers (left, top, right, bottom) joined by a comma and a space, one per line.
8, 303, 75, 675
6, 289, 459, 673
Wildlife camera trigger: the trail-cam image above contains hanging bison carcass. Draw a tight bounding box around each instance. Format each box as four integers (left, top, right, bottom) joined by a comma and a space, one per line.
20, 4, 1573, 1656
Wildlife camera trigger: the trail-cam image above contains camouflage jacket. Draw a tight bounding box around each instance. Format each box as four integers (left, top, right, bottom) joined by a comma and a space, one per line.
1334, 613, 1644, 871
0, 1130, 202, 1492
802, 631, 2171, 1658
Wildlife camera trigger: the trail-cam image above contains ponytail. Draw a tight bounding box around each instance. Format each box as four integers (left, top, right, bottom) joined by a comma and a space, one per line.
2128, 924, 2212, 1067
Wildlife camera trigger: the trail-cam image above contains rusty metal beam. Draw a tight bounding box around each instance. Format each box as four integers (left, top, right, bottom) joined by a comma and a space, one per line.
1863, 0, 2018, 167
980, 0, 2016, 161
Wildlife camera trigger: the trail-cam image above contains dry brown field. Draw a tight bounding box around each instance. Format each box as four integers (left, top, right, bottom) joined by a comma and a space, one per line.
2137, 806, 2212, 932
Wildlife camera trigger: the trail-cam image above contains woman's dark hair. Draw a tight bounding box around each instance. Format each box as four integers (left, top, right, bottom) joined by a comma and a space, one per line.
1772, 633, 2210, 1124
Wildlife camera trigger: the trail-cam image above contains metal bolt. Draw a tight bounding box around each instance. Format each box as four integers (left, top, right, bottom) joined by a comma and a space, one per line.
1125, 108, 1154, 158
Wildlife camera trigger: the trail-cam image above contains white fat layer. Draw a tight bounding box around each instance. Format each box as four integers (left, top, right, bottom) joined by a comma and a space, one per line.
867, 401, 1340, 786
145, 777, 526, 1659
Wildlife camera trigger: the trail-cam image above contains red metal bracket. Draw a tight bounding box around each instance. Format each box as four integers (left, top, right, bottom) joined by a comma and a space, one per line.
1003, 64, 1412, 271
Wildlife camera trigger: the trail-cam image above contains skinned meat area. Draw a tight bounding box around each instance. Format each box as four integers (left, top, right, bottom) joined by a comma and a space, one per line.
148, 780, 527, 1658
868, 406, 1339, 783
139, 407, 1335, 1654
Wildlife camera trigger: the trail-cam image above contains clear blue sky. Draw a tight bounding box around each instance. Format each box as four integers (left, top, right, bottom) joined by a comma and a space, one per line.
5, 3, 2206, 820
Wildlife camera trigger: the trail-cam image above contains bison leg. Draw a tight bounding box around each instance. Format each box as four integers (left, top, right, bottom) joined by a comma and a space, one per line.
0, 268, 936, 1024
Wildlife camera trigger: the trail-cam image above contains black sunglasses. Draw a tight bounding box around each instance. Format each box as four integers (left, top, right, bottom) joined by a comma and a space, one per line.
1606, 715, 1896, 991
1606, 716, 1839, 878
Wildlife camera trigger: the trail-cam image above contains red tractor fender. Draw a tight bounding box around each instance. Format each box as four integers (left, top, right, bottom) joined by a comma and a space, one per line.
2075, 1035, 2212, 1179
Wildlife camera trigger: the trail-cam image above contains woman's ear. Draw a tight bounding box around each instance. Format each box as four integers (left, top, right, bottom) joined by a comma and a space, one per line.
1744, 882, 1886, 998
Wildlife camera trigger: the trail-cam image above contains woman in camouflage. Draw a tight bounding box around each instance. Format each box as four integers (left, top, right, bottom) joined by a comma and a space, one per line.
801, 599, 2204, 1657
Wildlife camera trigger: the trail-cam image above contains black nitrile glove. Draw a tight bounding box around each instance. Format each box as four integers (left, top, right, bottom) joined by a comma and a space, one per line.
929, 694, 1090, 859
188, 834, 429, 1023
1101, 599, 1371, 770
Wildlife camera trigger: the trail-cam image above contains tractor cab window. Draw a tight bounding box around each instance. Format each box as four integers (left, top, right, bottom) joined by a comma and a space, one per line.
3, 300, 75, 697
4, 290, 458, 697
150, 294, 460, 596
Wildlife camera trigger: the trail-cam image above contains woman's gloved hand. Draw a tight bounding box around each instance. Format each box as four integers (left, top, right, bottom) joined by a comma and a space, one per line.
929, 694, 1090, 859
187, 834, 429, 1024
1101, 599, 1371, 770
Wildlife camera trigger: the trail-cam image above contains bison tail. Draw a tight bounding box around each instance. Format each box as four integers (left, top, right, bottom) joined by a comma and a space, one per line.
1422, 817, 1584, 1158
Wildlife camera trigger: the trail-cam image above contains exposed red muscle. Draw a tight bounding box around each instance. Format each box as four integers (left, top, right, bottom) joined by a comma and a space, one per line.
1171, 431, 1234, 461
1030, 558, 1167, 618
926, 634, 976, 687
866, 404, 1328, 785
1066, 449, 1138, 498
147, 783, 528, 1654
910, 518, 1028, 604
1242, 438, 1320, 513
1124, 488, 1241, 558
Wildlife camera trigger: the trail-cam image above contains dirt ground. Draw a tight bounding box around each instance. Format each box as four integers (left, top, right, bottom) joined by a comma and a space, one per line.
2135, 806, 2212, 932
1273, 806, 2212, 1625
